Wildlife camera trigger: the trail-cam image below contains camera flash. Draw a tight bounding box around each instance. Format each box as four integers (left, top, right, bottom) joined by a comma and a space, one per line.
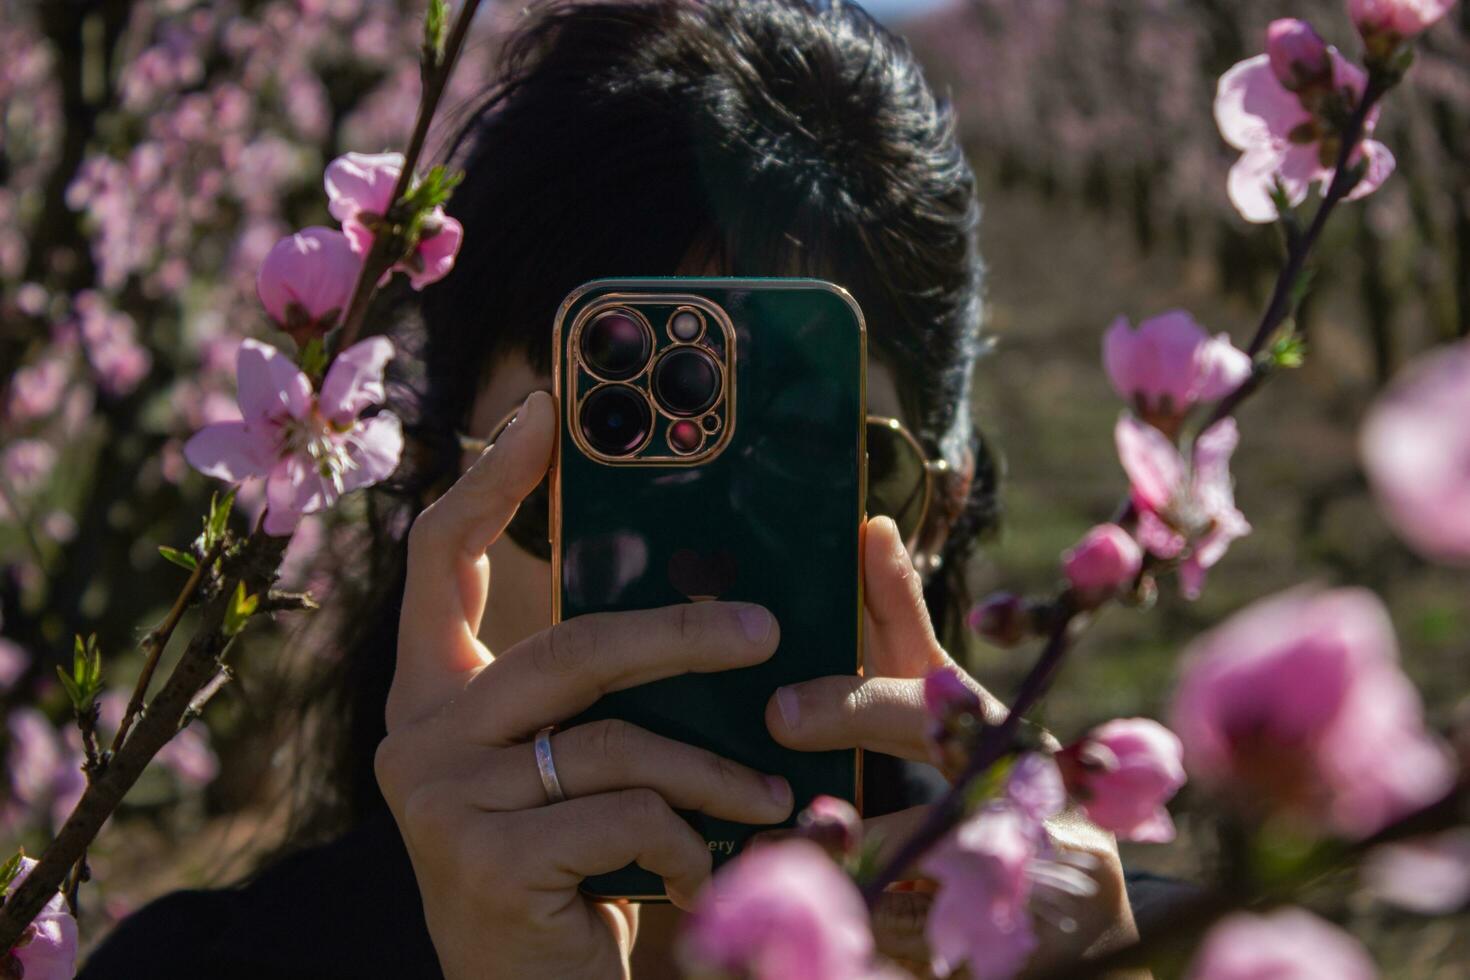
668, 419, 702, 453
670, 310, 701, 341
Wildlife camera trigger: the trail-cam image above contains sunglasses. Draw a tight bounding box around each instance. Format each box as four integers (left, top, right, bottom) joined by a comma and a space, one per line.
458, 413, 949, 562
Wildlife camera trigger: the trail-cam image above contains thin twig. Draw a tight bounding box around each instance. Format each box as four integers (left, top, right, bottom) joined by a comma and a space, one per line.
333, 0, 485, 354
108, 541, 221, 757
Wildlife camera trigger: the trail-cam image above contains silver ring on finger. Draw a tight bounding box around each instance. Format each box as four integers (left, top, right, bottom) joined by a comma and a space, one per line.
534, 725, 568, 804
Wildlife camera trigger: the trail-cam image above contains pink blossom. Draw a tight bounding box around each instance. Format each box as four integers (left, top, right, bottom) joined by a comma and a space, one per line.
4, 708, 85, 833
1059, 718, 1186, 843
4, 857, 79, 980
1214, 41, 1394, 223
96, 692, 219, 788
0, 637, 28, 691
7, 355, 69, 421
256, 227, 362, 342
2, 439, 57, 494
77, 302, 151, 396
1362, 829, 1470, 914
1062, 523, 1142, 604
1266, 19, 1331, 92
682, 839, 875, 980
924, 667, 981, 722
183, 338, 403, 536
1115, 414, 1250, 599
323, 151, 464, 289
1004, 752, 1067, 823
1360, 339, 1470, 565
1103, 312, 1251, 420
1170, 588, 1454, 839
796, 795, 862, 858
966, 591, 1032, 648
1350, 0, 1457, 41
923, 805, 1040, 980
1187, 908, 1375, 980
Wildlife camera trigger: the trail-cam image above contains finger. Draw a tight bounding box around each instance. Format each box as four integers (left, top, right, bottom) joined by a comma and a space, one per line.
862, 804, 935, 874
872, 890, 932, 967
391, 391, 556, 728
477, 720, 793, 825
766, 675, 929, 760
517, 789, 714, 910
862, 515, 945, 678
455, 600, 778, 743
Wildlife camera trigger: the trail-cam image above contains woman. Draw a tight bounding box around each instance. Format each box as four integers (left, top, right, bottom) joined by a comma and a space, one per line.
83, 1, 1135, 976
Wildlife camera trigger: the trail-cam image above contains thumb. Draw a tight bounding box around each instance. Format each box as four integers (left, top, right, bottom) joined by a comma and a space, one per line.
863, 515, 945, 678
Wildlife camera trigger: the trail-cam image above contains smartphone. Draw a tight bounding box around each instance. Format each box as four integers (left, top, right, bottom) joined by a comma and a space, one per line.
550, 277, 866, 901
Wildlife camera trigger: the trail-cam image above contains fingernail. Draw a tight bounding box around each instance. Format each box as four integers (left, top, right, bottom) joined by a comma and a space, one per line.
776, 686, 800, 730
737, 605, 773, 643
764, 775, 792, 808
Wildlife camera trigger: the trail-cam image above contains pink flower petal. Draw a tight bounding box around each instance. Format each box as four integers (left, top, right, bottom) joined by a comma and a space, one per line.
1114, 414, 1185, 512
1344, 140, 1397, 203
255, 227, 361, 326
1363, 829, 1470, 914
1227, 146, 1295, 223
263, 456, 320, 537
323, 151, 403, 224
1213, 55, 1309, 152
406, 211, 463, 290
1188, 908, 1375, 980
319, 336, 394, 424
339, 412, 404, 493
182, 421, 276, 482
236, 339, 311, 423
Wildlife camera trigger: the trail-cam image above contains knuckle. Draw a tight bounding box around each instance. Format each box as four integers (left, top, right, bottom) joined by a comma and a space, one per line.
590, 718, 636, 768
672, 602, 706, 647
619, 787, 667, 825
373, 732, 412, 801
406, 504, 446, 559
400, 781, 461, 849
534, 618, 599, 676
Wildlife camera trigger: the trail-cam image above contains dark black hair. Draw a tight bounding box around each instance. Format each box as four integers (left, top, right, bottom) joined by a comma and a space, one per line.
292, 0, 991, 845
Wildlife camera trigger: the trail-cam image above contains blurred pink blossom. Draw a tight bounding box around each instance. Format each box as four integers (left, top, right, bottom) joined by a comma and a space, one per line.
256, 227, 362, 344
1187, 908, 1374, 980
1214, 37, 1394, 222
1360, 339, 1470, 565
966, 591, 1031, 648
1170, 587, 1454, 839
77, 300, 151, 396
183, 338, 403, 536
0, 637, 28, 691
4, 857, 78, 980
1059, 718, 1185, 843
923, 667, 983, 775
1004, 752, 1067, 823
1266, 19, 1331, 92
4, 708, 85, 832
796, 794, 862, 858
2, 439, 57, 494
1115, 414, 1249, 598
1103, 311, 1251, 421
682, 839, 875, 980
324, 152, 465, 289
1350, 0, 1457, 41
923, 805, 1040, 980
1362, 829, 1470, 914
7, 355, 69, 422
1061, 523, 1142, 605
96, 692, 219, 789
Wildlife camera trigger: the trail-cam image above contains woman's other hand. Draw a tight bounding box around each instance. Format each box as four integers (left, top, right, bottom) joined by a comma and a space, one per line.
765, 516, 1139, 970
376, 391, 793, 979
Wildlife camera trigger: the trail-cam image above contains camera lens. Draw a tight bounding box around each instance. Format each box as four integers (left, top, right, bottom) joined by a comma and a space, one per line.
580, 384, 652, 456
652, 347, 721, 417
581, 310, 651, 380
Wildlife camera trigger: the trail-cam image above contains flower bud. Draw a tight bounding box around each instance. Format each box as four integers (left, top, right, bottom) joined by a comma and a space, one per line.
1266, 19, 1332, 93
1350, 0, 1456, 44
256, 227, 362, 347
1058, 718, 1185, 843
966, 591, 1033, 647
796, 795, 862, 859
924, 668, 983, 779
1062, 523, 1143, 608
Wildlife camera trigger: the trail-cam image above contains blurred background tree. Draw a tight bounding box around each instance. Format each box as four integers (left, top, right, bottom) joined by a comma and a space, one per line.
1, 0, 1466, 971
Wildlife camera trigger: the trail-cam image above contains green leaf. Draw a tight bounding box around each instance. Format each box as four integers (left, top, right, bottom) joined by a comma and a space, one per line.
963, 754, 1016, 812
1269, 332, 1308, 370
0, 849, 24, 894
222, 581, 260, 638
158, 545, 198, 571
423, 0, 450, 68
59, 634, 104, 711
203, 490, 236, 550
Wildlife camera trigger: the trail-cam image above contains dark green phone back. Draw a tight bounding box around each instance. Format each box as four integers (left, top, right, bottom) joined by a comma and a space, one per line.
553, 277, 864, 900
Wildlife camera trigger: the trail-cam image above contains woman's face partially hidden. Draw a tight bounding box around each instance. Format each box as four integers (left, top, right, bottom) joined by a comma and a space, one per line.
460, 352, 912, 654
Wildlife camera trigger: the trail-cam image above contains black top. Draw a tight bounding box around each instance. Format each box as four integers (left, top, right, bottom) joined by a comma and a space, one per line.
79, 755, 1186, 977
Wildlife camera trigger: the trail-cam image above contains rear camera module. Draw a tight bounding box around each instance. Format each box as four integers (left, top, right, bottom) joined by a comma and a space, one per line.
652, 346, 721, 417
580, 384, 652, 456
581, 310, 652, 381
